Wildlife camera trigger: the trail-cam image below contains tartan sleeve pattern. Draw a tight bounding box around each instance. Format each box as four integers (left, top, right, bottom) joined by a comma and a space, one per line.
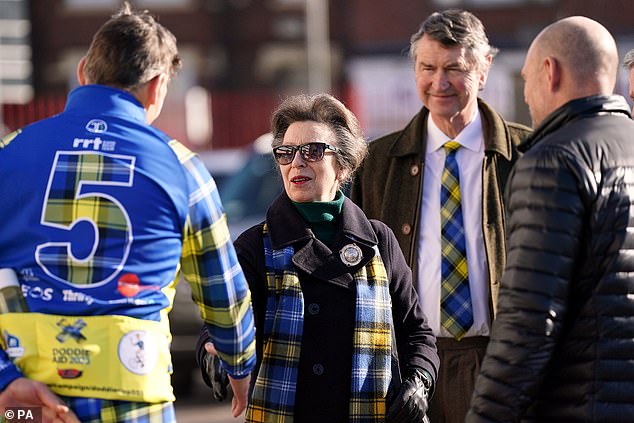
170, 140, 256, 379
0, 129, 21, 149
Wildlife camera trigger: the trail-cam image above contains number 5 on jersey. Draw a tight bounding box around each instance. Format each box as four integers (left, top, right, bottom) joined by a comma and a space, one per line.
36, 151, 134, 286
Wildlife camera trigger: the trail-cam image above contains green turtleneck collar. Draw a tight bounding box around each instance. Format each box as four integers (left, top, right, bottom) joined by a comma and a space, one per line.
292, 190, 344, 246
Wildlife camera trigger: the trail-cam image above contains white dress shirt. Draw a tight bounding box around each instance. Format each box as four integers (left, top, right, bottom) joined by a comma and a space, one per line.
416, 109, 491, 338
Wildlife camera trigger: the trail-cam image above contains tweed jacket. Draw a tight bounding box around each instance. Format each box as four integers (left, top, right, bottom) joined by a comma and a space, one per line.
350, 99, 530, 316
234, 192, 439, 423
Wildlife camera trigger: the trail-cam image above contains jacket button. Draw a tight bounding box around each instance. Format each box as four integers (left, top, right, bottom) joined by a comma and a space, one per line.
401, 223, 412, 235
410, 164, 420, 176
308, 303, 320, 315
312, 363, 324, 375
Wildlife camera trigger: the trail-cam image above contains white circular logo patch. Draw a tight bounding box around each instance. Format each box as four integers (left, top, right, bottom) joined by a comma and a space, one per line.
85, 119, 107, 133
118, 330, 158, 375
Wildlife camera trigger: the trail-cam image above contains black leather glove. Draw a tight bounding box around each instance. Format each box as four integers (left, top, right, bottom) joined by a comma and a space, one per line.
195, 325, 230, 401
385, 368, 432, 423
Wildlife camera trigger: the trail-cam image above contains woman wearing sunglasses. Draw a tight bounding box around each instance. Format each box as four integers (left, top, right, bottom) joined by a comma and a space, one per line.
197, 93, 439, 423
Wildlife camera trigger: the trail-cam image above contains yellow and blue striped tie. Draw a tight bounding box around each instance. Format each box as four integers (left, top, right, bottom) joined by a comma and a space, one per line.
440, 141, 473, 340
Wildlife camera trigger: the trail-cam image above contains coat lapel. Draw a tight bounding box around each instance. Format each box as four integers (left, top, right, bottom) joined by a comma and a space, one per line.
478, 98, 513, 160
387, 109, 428, 158
265, 192, 379, 289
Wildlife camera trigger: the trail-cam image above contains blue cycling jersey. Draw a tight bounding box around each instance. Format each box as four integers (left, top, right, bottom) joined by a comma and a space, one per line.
0, 84, 256, 393
1, 85, 190, 321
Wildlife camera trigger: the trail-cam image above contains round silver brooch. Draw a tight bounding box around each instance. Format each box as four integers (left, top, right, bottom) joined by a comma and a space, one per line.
340, 243, 363, 267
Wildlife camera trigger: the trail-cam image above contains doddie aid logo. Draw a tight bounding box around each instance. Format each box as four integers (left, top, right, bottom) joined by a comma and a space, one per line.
55, 318, 87, 343
85, 119, 107, 133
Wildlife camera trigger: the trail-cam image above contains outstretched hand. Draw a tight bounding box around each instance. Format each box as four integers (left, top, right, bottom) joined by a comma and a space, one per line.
228, 374, 250, 418
0, 377, 80, 423
204, 342, 251, 418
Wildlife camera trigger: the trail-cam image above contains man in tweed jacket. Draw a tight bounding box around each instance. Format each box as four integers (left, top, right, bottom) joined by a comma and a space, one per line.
350, 9, 530, 423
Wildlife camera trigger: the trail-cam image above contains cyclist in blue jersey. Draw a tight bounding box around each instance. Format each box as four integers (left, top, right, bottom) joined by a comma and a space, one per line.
0, 2, 255, 422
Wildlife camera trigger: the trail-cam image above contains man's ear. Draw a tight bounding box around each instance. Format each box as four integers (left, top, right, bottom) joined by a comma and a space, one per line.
136, 73, 169, 123
142, 73, 168, 108
478, 54, 493, 90
146, 74, 160, 106
544, 56, 561, 91
77, 56, 88, 86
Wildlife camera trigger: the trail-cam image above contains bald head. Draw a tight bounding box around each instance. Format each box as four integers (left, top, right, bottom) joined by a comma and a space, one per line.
533, 16, 618, 94
522, 16, 618, 127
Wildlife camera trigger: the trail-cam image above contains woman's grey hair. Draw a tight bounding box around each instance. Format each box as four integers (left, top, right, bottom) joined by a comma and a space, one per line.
409, 9, 498, 72
623, 49, 634, 69
271, 94, 367, 181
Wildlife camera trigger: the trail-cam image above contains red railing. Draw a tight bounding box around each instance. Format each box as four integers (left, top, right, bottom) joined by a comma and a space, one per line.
1, 87, 356, 151
208, 90, 280, 149
3, 94, 68, 134
1, 90, 275, 151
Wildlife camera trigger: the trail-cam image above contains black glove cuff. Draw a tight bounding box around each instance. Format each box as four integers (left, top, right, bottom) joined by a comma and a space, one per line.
411, 368, 433, 393
195, 325, 213, 387
386, 367, 431, 423
195, 325, 230, 401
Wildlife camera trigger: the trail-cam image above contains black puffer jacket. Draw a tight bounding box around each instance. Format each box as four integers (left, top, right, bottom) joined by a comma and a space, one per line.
466, 95, 634, 422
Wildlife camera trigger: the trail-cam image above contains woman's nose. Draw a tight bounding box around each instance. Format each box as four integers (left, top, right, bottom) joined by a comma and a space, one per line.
290, 149, 306, 167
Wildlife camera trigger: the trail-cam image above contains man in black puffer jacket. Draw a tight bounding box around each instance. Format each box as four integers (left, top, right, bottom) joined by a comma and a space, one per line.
466, 16, 634, 422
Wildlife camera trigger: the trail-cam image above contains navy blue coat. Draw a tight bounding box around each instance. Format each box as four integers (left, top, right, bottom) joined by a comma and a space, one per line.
199, 192, 439, 422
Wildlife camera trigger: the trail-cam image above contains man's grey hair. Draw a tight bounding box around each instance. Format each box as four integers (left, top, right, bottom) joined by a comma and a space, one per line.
409, 9, 498, 72
623, 49, 634, 69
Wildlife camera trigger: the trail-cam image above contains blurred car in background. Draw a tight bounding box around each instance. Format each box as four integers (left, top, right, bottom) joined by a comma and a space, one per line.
198, 147, 250, 194
218, 134, 282, 239
170, 134, 281, 396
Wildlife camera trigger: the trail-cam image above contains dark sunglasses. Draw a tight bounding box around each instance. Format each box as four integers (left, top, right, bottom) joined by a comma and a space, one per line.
272, 142, 339, 165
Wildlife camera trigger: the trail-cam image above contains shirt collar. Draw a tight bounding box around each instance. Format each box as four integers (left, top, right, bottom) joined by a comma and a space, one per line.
426, 107, 483, 154
64, 84, 147, 123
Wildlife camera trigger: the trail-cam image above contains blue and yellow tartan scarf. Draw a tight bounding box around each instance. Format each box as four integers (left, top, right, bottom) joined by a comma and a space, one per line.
246, 225, 393, 423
